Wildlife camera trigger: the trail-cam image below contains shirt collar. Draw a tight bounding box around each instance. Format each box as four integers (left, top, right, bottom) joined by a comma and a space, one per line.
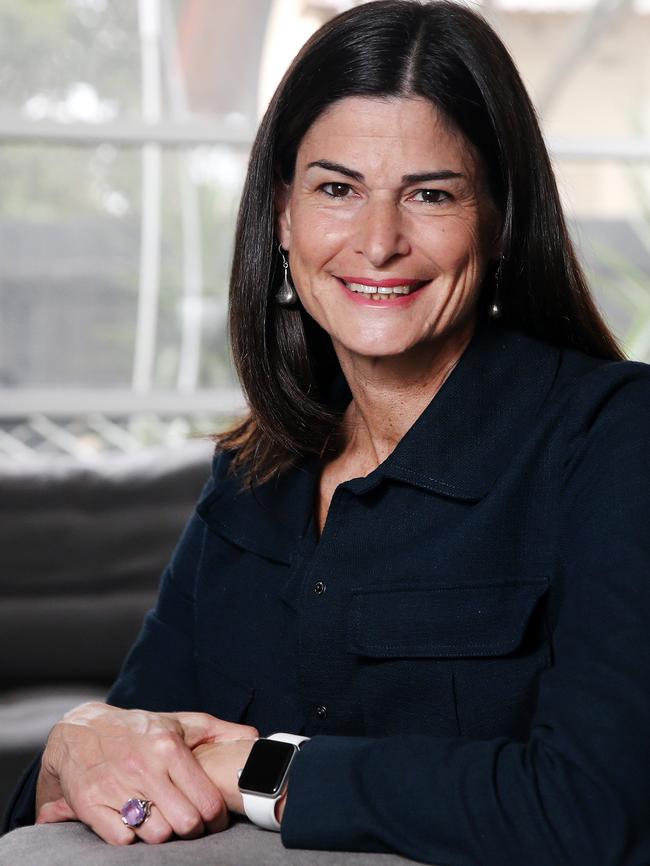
370, 323, 561, 501
199, 323, 561, 561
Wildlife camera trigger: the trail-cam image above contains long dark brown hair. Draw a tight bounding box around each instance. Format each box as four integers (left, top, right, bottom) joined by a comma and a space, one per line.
217, 0, 623, 484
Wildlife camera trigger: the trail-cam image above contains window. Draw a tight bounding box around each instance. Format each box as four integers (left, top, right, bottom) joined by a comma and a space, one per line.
1, 0, 648, 457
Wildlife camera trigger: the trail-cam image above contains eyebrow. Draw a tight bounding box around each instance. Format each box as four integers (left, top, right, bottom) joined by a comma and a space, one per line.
402, 169, 464, 184
306, 160, 364, 181
305, 160, 464, 184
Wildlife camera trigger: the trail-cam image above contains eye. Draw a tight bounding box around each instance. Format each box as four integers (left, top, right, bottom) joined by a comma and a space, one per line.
411, 189, 451, 204
319, 182, 353, 198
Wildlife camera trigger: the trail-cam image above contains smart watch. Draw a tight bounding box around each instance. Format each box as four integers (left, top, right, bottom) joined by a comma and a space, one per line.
238, 732, 309, 831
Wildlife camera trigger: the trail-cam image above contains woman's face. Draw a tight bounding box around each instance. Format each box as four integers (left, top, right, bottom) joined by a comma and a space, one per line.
276, 96, 501, 364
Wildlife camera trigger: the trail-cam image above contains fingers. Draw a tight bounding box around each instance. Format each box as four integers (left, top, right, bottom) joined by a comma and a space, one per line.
127, 794, 177, 845
108, 782, 225, 845
172, 712, 259, 748
36, 770, 225, 843
36, 797, 77, 824
133, 779, 204, 843
167, 742, 229, 833
78, 803, 137, 846
139, 731, 229, 836
38, 791, 192, 846
77, 738, 228, 844
39, 705, 245, 845
71, 784, 174, 846
117, 734, 229, 843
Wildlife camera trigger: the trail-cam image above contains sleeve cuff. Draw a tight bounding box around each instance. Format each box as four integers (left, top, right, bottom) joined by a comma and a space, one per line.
280, 735, 388, 854
1, 752, 42, 835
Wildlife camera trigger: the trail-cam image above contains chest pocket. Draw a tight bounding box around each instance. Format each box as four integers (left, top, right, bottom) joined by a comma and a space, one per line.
347, 580, 550, 739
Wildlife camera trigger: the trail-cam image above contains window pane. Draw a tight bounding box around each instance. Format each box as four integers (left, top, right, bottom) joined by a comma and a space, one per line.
556, 160, 650, 361
0, 141, 247, 389
0, 0, 267, 128
0, 1, 141, 121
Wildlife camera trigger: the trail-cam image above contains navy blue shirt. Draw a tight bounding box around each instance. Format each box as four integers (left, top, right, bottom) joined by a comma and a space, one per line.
5, 324, 650, 866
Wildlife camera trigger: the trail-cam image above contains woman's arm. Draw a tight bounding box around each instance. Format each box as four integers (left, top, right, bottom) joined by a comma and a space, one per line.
276, 374, 650, 866
4, 457, 259, 844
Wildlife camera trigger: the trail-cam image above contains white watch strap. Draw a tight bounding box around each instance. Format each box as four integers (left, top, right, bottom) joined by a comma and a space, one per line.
267, 732, 309, 746
241, 790, 283, 831
241, 733, 309, 831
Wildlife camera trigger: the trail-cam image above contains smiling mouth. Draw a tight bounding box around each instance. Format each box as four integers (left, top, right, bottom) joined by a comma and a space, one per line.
338, 278, 428, 301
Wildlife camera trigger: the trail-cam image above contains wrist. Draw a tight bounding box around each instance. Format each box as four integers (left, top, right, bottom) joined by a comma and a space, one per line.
275, 788, 289, 824
193, 738, 256, 816
238, 733, 307, 831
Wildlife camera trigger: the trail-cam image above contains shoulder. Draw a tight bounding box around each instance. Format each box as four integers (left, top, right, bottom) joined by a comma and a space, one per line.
550, 342, 650, 442
488, 325, 650, 433
196, 445, 314, 554
476, 326, 650, 472
517, 339, 650, 497
198, 447, 249, 509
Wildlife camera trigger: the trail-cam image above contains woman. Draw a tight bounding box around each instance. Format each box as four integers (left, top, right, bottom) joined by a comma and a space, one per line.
5, 2, 650, 864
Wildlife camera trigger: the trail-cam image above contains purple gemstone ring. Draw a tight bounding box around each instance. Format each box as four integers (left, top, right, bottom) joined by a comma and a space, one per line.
120, 797, 153, 828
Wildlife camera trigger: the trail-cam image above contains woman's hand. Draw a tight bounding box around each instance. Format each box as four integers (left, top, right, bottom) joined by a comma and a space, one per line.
193, 739, 288, 824
192, 738, 257, 816
35, 701, 259, 845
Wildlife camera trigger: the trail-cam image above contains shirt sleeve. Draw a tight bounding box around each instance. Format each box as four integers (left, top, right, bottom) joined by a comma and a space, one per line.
105, 495, 212, 713
281, 373, 650, 866
1, 755, 40, 834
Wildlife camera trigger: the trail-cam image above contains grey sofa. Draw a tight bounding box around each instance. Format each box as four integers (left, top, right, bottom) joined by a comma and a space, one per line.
0, 440, 214, 818
0, 821, 428, 865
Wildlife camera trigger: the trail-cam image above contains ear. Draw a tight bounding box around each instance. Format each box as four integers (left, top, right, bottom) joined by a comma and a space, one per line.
274, 182, 292, 249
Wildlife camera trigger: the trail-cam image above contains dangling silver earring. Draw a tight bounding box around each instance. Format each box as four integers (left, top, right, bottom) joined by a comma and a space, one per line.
489, 255, 504, 319
275, 243, 298, 306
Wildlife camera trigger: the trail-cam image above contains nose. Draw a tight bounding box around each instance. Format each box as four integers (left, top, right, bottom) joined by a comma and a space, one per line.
355, 196, 410, 267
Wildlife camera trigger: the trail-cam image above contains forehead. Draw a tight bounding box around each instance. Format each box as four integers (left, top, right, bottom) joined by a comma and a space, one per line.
296, 96, 480, 178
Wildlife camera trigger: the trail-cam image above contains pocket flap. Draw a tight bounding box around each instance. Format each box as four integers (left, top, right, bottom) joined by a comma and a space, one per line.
348, 580, 548, 658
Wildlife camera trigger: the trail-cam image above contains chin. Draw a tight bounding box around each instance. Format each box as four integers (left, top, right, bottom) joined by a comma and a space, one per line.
340, 338, 417, 359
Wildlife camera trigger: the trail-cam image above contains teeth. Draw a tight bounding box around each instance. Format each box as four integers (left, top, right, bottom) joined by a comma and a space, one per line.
344, 281, 417, 296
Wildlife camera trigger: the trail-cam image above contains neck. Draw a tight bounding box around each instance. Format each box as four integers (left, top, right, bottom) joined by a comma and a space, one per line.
334, 320, 476, 467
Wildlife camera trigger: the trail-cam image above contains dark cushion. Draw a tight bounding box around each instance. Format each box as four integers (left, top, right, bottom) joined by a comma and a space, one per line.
0, 441, 213, 686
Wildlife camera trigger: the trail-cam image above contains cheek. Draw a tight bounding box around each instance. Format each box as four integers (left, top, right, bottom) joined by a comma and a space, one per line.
291, 210, 347, 274
417, 217, 486, 270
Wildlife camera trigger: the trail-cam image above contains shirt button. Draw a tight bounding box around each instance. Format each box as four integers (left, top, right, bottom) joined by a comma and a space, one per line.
315, 704, 328, 720
313, 581, 326, 595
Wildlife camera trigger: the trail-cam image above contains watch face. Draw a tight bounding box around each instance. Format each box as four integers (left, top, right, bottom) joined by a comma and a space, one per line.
238, 739, 297, 796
